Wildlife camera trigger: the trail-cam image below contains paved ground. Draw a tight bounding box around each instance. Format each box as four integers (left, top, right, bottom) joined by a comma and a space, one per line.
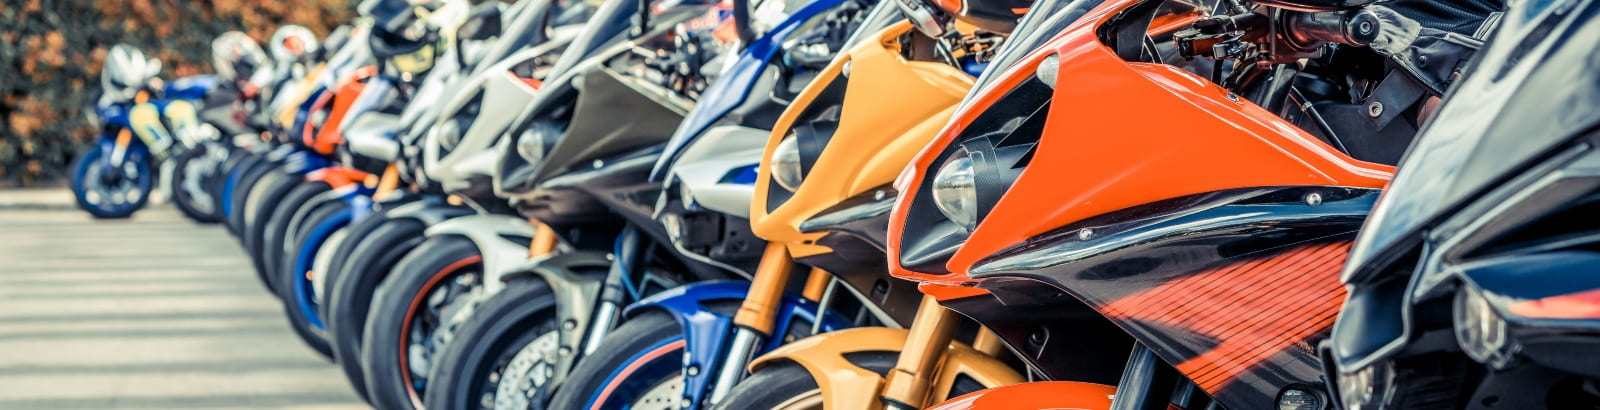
0, 199, 367, 409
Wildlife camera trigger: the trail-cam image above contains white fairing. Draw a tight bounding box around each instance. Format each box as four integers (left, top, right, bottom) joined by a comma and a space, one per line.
422, 39, 574, 193
663, 125, 770, 219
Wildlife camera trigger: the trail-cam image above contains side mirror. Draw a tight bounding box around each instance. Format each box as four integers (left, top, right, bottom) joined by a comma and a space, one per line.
458, 3, 504, 41
146, 57, 163, 78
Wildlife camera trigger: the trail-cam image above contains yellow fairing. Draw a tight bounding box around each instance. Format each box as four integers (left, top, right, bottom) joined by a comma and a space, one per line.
748, 327, 1023, 410
750, 21, 974, 257
127, 103, 173, 158
277, 63, 328, 128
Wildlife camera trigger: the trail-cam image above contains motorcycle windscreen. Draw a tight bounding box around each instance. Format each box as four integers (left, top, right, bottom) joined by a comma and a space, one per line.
531, 68, 689, 183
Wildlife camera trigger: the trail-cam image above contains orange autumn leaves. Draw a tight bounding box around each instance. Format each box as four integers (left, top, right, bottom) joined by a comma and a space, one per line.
0, 0, 353, 186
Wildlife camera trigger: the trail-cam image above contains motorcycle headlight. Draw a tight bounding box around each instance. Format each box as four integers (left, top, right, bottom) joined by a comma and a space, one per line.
516, 125, 552, 165
771, 136, 804, 191
1455, 283, 1517, 367
436, 119, 462, 150
932, 150, 978, 230
1336, 362, 1393, 410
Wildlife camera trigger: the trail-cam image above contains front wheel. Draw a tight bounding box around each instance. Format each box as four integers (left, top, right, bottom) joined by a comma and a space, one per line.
273, 196, 347, 359
715, 349, 981, 410
547, 310, 688, 410
70, 143, 153, 219
423, 278, 561, 410
362, 235, 486, 410
169, 142, 227, 223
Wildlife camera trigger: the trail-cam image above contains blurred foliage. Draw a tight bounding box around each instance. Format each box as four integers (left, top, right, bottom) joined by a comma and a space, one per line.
0, 0, 354, 186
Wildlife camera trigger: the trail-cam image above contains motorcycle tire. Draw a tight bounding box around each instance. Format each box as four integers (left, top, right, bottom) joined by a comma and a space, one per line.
361, 235, 485, 410
546, 310, 688, 410
273, 194, 345, 359
712, 352, 900, 410
208, 145, 251, 227
70, 143, 153, 219
423, 278, 561, 410
260, 181, 331, 287
327, 216, 428, 403
226, 154, 275, 238
169, 143, 224, 223
240, 169, 300, 292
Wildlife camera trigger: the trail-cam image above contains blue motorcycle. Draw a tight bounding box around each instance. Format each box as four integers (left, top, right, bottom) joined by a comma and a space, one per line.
71, 45, 218, 219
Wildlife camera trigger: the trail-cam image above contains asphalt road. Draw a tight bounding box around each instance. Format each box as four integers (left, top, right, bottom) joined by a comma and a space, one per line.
0, 206, 366, 409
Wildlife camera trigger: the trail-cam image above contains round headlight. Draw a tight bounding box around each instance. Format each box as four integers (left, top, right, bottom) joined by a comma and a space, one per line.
516, 122, 562, 165
931, 150, 978, 230
517, 128, 546, 164
436, 118, 462, 150
771, 136, 804, 191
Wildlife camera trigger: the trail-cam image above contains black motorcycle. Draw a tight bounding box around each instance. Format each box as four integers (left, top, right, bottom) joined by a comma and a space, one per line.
1321, 1, 1600, 408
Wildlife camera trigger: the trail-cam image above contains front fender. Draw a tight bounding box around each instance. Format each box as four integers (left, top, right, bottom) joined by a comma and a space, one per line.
623, 280, 851, 408
500, 250, 613, 383
749, 327, 1025, 409
424, 214, 535, 292
928, 382, 1117, 410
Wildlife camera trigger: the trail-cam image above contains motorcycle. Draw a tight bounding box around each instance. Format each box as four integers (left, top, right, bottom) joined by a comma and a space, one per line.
879, 0, 1490, 407
709, 0, 1068, 407
1320, 1, 1600, 408
71, 45, 220, 219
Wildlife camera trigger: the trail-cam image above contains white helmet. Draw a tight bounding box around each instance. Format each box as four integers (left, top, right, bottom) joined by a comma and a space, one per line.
101, 44, 160, 102
268, 25, 320, 64
211, 31, 268, 83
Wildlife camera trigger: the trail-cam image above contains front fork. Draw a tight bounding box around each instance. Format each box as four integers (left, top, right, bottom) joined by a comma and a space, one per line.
580, 226, 646, 356
878, 296, 1009, 409
710, 242, 806, 404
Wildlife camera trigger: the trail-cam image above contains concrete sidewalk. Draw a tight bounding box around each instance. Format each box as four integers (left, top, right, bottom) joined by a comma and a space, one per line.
0, 208, 365, 409
0, 187, 167, 211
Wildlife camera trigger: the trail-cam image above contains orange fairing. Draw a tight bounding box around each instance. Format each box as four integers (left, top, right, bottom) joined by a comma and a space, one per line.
918, 282, 990, 301
750, 22, 973, 256
307, 65, 377, 155
886, 0, 1394, 284
305, 166, 372, 190
928, 382, 1118, 410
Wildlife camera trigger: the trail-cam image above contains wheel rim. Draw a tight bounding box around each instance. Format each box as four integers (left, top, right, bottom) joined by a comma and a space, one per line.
179, 146, 227, 214
588, 338, 686, 410
78, 149, 148, 215
490, 330, 561, 410
400, 256, 484, 408
627, 376, 685, 410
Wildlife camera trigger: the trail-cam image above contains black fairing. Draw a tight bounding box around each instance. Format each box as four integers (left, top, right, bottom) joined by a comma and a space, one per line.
968, 186, 1378, 407
897, 72, 1050, 275
794, 186, 922, 326
764, 71, 849, 213
1325, 0, 1600, 403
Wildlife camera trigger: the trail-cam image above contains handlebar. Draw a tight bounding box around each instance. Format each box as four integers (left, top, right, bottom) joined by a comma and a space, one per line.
1285, 9, 1380, 48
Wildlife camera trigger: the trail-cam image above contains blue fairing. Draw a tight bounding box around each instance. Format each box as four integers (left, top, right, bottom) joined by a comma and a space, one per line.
289, 85, 330, 144
647, 0, 849, 181
622, 280, 852, 408
165, 75, 218, 101
97, 104, 131, 129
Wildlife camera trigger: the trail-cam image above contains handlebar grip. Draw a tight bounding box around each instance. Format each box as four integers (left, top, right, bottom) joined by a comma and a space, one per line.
1288, 9, 1381, 47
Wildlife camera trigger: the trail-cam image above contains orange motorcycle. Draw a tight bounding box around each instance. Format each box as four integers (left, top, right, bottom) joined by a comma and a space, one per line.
882, 0, 1488, 406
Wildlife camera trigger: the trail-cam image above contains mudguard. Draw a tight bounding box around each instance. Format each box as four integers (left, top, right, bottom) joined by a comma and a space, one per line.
748, 327, 1025, 409
622, 280, 851, 408
423, 214, 536, 293
928, 381, 1117, 410
500, 250, 614, 382
383, 196, 474, 226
